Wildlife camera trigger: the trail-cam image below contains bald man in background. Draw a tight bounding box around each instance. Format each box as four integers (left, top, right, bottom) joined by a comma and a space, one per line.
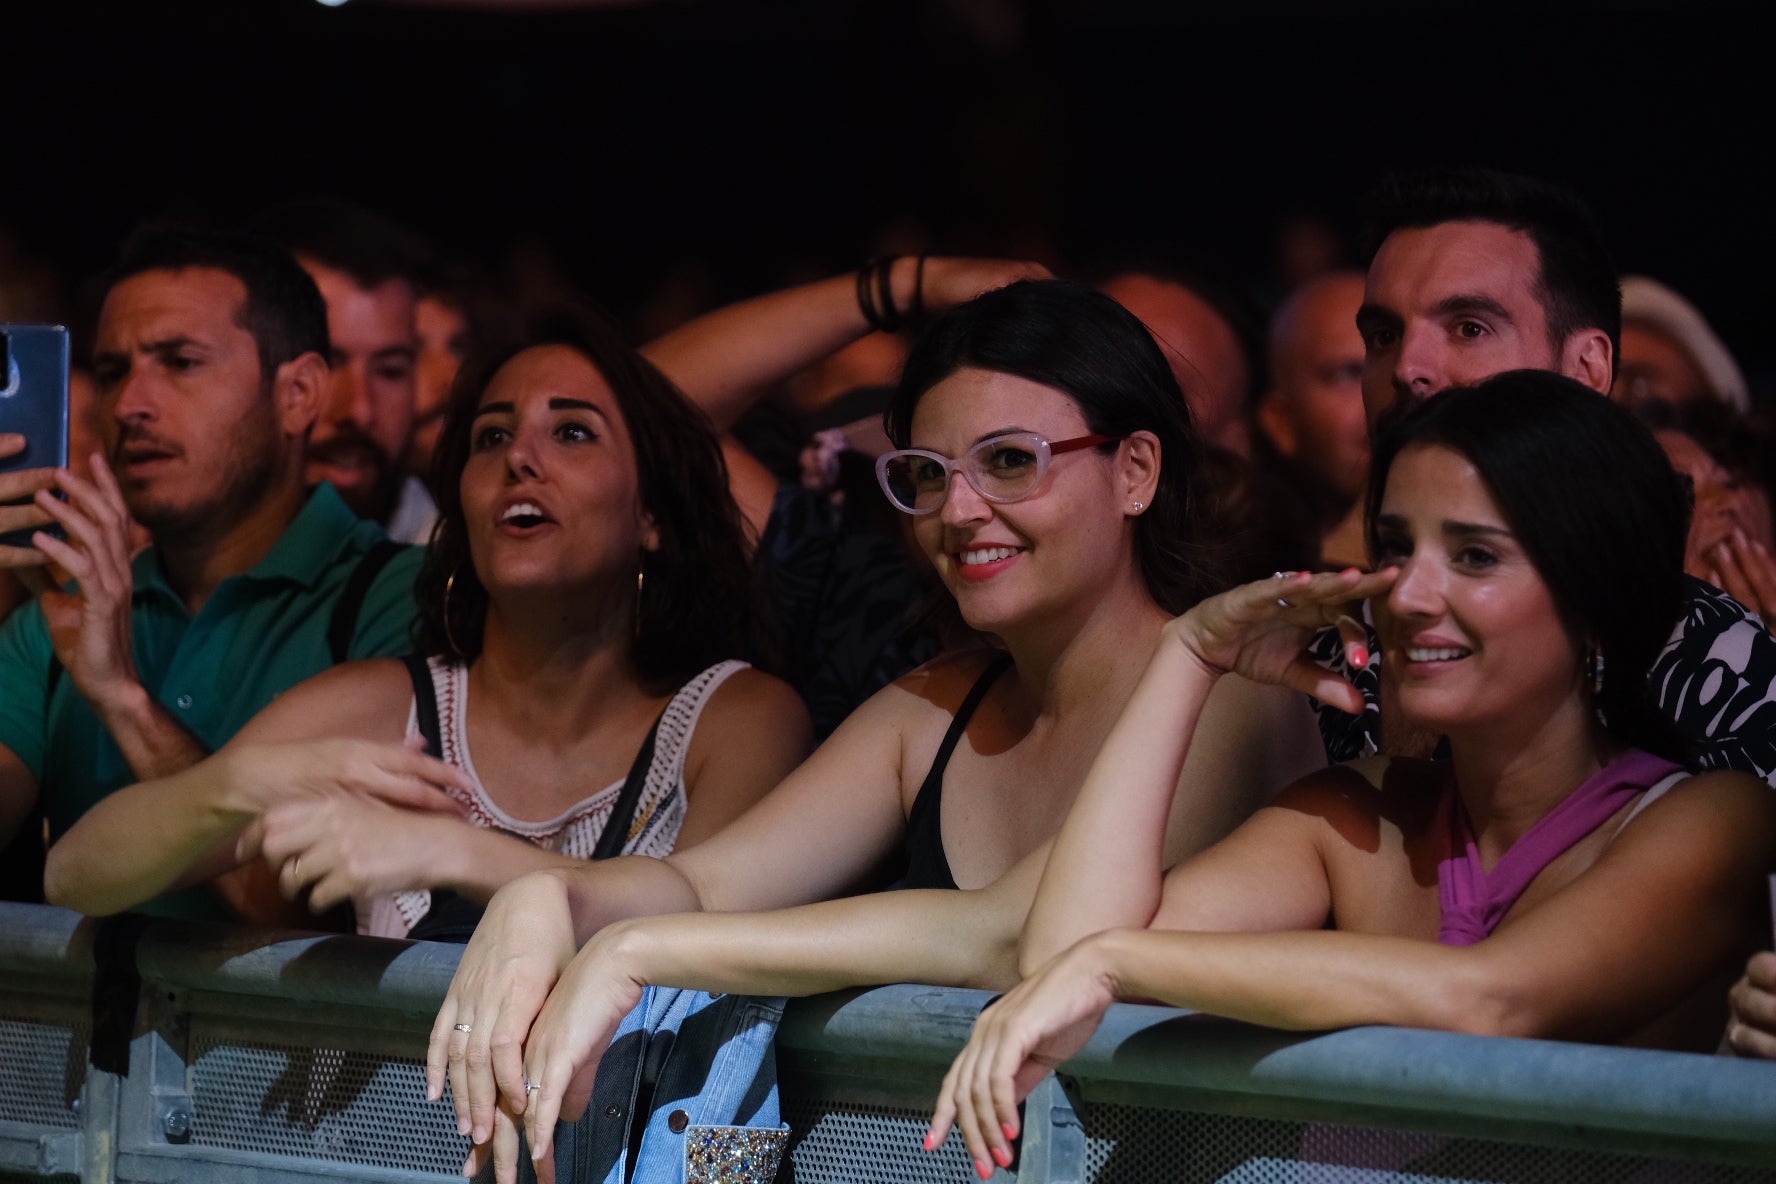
1256, 270, 1369, 567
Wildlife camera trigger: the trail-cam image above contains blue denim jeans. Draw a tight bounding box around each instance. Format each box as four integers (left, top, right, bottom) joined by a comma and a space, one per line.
549, 988, 789, 1184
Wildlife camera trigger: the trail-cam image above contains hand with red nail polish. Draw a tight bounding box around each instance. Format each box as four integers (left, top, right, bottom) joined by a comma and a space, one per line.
927, 936, 1115, 1173
1161, 566, 1399, 716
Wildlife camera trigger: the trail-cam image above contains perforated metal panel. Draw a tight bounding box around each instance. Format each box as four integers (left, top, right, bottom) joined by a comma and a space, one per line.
0, 1013, 87, 1131
187, 1032, 467, 1177
1078, 1102, 1776, 1184
783, 1097, 995, 1183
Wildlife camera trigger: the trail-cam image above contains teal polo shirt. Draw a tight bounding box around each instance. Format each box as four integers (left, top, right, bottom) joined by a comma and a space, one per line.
0, 483, 423, 920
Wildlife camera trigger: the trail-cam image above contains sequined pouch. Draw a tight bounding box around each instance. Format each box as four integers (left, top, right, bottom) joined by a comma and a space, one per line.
684, 1123, 790, 1184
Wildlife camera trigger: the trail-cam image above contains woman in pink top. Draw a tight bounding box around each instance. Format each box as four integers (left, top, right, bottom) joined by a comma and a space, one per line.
929, 370, 1776, 1180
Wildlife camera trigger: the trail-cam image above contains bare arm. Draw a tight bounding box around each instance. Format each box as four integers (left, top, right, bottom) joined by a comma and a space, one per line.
428, 658, 966, 1153
27, 459, 202, 781
43, 660, 458, 916
932, 768, 1776, 1171
639, 258, 1051, 433
249, 665, 813, 915
510, 840, 1047, 1171
675, 667, 813, 847
1020, 569, 1388, 972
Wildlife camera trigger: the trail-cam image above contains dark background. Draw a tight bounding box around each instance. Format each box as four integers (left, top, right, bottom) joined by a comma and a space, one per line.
3, 1, 1770, 388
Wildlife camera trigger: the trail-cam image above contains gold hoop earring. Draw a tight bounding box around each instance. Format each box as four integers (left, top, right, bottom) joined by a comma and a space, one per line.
443, 569, 465, 660
634, 565, 646, 643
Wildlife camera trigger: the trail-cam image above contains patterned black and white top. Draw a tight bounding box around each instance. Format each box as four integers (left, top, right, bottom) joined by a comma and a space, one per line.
1310, 576, 1776, 786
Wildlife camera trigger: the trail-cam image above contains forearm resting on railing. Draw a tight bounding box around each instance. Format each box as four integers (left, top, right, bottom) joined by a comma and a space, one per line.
597, 882, 1030, 999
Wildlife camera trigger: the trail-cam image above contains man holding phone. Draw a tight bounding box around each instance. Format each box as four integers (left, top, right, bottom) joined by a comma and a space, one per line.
0, 225, 422, 922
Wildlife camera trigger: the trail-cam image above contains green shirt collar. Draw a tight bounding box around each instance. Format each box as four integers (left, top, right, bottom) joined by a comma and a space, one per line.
133, 483, 374, 602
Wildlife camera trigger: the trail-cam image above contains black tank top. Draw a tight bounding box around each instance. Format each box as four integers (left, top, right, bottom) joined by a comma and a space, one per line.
893, 654, 1014, 891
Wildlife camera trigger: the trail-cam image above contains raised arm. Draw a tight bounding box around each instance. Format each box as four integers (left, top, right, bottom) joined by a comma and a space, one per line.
25, 459, 212, 780
638, 258, 1050, 433
1020, 568, 1392, 972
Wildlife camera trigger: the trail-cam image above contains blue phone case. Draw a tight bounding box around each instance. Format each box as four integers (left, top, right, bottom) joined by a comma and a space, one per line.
0, 323, 72, 548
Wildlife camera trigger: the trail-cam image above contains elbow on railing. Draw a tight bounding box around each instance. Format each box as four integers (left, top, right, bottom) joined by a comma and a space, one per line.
1417, 964, 1546, 1041
41, 845, 121, 917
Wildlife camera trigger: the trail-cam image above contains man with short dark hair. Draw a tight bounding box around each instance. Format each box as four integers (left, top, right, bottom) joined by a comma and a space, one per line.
1355, 167, 1619, 425
0, 225, 422, 919
253, 200, 436, 543
1318, 168, 1776, 776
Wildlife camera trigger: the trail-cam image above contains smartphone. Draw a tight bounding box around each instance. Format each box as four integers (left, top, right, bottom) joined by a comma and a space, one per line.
0, 323, 71, 548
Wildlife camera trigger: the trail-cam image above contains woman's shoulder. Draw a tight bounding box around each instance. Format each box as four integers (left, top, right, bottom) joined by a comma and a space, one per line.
884, 646, 1012, 716
682, 663, 813, 766
1621, 765, 1776, 846
295, 656, 418, 707
1269, 756, 1447, 840
228, 657, 416, 746
691, 663, 809, 725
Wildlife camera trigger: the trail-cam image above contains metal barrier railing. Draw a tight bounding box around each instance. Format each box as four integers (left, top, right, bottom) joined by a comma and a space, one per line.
4, 901, 1776, 1184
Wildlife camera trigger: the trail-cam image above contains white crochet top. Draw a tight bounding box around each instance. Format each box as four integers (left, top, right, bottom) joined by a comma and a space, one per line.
357, 658, 746, 938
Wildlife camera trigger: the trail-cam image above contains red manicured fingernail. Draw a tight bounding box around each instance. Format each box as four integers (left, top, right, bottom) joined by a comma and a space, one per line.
1350, 647, 1368, 669
922, 1131, 937, 1151
992, 1145, 1013, 1167
1002, 1122, 1018, 1142
975, 1160, 993, 1180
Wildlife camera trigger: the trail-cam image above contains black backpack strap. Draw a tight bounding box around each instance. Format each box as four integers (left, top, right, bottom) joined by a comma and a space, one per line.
328, 539, 407, 663
403, 653, 444, 757
591, 707, 668, 861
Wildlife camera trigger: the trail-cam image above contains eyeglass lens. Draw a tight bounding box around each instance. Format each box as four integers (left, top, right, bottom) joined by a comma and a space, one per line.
881, 433, 1049, 513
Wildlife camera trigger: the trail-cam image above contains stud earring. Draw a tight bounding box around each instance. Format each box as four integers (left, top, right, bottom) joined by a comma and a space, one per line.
1131, 500, 1145, 512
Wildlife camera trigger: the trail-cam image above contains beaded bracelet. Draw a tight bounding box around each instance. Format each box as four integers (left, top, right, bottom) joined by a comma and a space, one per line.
856, 254, 929, 332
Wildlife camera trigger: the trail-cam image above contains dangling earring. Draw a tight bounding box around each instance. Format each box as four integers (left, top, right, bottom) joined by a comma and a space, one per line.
1588, 645, 1606, 698
634, 565, 646, 643
443, 568, 465, 660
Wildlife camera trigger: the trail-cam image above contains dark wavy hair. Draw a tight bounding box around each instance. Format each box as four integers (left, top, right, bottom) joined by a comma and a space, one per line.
413, 304, 758, 692
884, 279, 1218, 614
1366, 370, 1692, 760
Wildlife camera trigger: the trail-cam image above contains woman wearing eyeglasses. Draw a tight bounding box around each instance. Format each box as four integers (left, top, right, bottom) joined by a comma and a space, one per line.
428, 280, 1331, 1181
926, 373, 1776, 1176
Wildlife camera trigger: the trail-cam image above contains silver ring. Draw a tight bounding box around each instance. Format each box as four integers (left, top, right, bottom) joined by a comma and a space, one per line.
525, 1080, 539, 1095
454, 1023, 473, 1033
1273, 570, 1296, 609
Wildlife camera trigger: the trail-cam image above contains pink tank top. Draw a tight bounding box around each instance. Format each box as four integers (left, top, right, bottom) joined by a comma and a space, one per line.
1436, 749, 1685, 946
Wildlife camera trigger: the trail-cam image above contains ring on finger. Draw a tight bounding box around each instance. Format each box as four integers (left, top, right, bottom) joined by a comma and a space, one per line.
1273, 570, 1298, 609
524, 1077, 539, 1095
454, 1023, 473, 1034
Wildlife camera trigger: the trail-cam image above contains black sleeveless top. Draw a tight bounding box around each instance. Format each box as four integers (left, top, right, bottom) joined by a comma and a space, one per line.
893, 654, 1014, 891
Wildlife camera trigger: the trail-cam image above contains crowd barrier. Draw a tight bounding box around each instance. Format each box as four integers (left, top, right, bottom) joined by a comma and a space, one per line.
3, 901, 1775, 1184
